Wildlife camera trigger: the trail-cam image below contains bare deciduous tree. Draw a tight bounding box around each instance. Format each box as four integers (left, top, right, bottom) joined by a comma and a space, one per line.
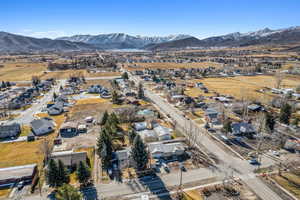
39, 138, 52, 165
275, 70, 285, 89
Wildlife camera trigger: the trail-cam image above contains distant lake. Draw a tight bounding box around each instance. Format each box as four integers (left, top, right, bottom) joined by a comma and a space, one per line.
107, 49, 150, 52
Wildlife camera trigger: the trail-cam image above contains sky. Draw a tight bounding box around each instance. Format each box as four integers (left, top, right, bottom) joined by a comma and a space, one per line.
1, 0, 300, 39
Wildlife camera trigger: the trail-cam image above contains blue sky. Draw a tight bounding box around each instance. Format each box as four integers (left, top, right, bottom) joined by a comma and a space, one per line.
1, 0, 300, 39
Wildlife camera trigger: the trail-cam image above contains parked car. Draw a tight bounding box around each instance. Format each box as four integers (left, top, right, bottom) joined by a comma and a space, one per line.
17, 181, 25, 190
249, 159, 260, 165
162, 163, 170, 173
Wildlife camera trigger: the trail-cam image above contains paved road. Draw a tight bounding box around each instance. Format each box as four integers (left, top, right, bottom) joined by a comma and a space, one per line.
131, 74, 283, 200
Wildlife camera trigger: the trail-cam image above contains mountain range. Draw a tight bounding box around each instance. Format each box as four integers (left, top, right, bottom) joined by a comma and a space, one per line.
0, 26, 300, 53
57, 33, 191, 49
0, 31, 95, 53
145, 26, 300, 50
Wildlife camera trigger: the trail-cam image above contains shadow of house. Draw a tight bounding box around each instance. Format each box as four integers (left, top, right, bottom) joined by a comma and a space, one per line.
137, 174, 171, 200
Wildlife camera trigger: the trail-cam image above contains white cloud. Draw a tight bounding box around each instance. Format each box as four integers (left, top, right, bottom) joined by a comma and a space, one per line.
18, 29, 68, 39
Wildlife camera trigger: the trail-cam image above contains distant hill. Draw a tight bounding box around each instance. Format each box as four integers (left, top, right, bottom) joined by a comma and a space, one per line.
0, 31, 97, 53
144, 37, 202, 50
57, 33, 191, 49
144, 27, 300, 50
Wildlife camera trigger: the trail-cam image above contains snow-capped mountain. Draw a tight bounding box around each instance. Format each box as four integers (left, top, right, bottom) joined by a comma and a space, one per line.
146, 26, 300, 50
57, 33, 191, 49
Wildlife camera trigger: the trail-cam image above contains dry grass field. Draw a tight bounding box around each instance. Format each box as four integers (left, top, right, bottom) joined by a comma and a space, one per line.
125, 62, 221, 71
231, 75, 299, 89
0, 61, 121, 81
273, 171, 300, 199
0, 62, 47, 81
69, 98, 112, 121
198, 75, 300, 102
0, 188, 11, 199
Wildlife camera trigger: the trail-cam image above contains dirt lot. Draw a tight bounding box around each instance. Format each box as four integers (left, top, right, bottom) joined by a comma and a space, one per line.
125, 62, 222, 71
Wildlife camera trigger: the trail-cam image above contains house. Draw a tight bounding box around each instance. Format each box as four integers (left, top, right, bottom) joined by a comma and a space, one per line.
113, 148, 134, 169
30, 118, 55, 136
50, 150, 87, 167
148, 142, 186, 159
60, 122, 78, 137
138, 129, 158, 143
284, 139, 300, 152
133, 122, 148, 131
231, 122, 256, 137
0, 164, 38, 187
88, 85, 103, 93
48, 101, 64, 116
153, 125, 172, 141
0, 123, 21, 139
204, 108, 221, 125
247, 104, 264, 112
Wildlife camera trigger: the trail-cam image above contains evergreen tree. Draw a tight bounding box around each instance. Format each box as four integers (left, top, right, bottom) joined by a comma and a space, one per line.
1, 81, 6, 88
101, 111, 109, 126
76, 161, 91, 186
223, 120, 232, 134
265, 112, 276, 132
46, 159, 59, 187
53, 92, 58, 100
57, 160, 69, 186
128, 129, 137, 145
122, 72, 129, 80
6, 81, 11, 87
131, 135, 149, 171
55, 184, 82, 200
112, 91, 119, 104
279, 103, 292, 124
292, 118, 299, 127
97, 129, 113, 169
138, 83, 144, 99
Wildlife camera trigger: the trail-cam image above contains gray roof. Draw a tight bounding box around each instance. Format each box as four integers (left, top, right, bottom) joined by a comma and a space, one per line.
30, 118, 54, 136
0, 164, 37, 182
232, 122, 256, 135
148, 142, 185, 154
0, 123, 21, 138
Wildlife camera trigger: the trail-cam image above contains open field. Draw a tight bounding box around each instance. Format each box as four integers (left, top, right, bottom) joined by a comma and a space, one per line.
69, 98, 111, 121
198, 75, 300, 102
0, 140, 44, 168
0, 62, 47, 81
231, 75, 299, 89
0, 62, 121, 81
125, 62, 221, 71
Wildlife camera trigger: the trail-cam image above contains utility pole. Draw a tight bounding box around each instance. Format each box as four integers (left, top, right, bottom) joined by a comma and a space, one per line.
177, 163, 184, 199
